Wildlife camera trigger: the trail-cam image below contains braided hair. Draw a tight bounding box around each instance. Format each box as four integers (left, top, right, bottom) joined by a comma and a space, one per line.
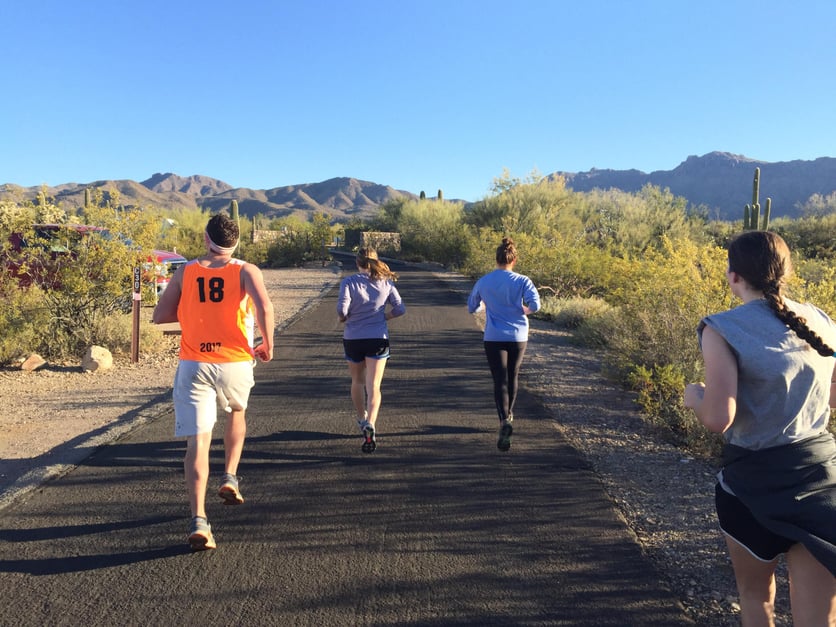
728, 230, 835, 357
356, 248, 398, 282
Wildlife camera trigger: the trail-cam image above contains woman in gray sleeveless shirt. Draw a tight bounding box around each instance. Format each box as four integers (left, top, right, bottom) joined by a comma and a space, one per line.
684, 230, 836, 626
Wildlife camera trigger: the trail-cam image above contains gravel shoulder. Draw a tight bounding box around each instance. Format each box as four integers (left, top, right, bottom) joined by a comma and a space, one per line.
0, 267, 343, 505
0, 265, 793, 625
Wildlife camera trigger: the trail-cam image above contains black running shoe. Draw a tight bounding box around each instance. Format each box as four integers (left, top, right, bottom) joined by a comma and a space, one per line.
362, 424, 377, 453
497, 420, 513, 451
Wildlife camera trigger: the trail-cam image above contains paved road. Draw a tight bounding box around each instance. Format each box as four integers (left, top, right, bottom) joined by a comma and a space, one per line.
0, 263, 693, 626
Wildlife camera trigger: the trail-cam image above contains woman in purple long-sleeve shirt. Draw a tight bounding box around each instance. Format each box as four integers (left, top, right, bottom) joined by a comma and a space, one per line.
337, 248, 406, 453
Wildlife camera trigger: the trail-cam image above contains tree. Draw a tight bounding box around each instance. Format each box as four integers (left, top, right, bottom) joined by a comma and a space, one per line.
797, 191, 836, 218
466, 170, 574, 236
578, 185, 700, 255
309, 212, 334, 261
392, 199, 467, 265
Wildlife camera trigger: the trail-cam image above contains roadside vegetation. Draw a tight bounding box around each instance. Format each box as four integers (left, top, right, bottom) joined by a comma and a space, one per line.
2, 177, 836, 460
365, 171, 836, 460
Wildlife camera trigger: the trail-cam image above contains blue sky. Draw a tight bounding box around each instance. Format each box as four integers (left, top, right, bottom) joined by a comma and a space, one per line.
2, 1, 835, 202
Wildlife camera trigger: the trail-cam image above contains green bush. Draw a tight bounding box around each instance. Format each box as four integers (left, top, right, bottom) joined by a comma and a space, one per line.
89, 310, 174, 357
792, 257, 836, 318
465, 171, 576, 235
537, 295, 615, 330
627, 363, 724, 459
572, 304, 623, 349
380, 199, 468, 267
0, 272, 51, 364
0, 201, 167, 359
604, 237, 730, 381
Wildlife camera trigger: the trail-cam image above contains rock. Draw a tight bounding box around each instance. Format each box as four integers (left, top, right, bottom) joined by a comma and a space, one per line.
82, 346, 113, 372
20, 354, 47, 372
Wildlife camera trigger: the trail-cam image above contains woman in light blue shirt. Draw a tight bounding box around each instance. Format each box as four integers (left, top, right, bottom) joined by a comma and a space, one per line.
337, 248, 406, 453
468, 237, 540, 451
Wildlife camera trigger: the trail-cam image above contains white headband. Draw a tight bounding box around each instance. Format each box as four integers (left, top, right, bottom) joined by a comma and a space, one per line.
204, 229, 239, 255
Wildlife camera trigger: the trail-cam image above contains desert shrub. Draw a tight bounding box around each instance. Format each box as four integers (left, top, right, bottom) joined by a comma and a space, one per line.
592, 238, 730, 450
379, 199, 468, 266
0, 272, 51, 364
243, 239, 271, 266
155, 207, 210, 260
458, 227, 619, 301
576, 185, 703, 254
465, 171, 577, 236
605, 237, 730, 380
266, 224, 310, 267
537, 295, 615, 330
0, 199, 37, 234
91, 310, 173, 357
793, 257, 836, 317
258, 215, 337, 267
0, 201, 167, 359
457, 227, 504, 278
774, 214, 836, 260
627, 363, 724, 459
510, 231, 615, 299
572, 304, 623, 348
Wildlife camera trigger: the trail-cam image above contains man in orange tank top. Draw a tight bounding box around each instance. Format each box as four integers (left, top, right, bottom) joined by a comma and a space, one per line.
153, 213, 275, 551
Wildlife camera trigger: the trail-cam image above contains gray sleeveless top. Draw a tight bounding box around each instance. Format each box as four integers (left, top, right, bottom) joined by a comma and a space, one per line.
699, 297, 836, 450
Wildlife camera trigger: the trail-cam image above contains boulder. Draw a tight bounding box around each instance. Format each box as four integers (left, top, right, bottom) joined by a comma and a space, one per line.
82, 345, 113, 373
20, 353, 47, 372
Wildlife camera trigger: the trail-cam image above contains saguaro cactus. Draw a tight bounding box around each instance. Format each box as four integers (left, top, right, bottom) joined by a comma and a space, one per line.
743, 167, 771, 231
229, 199, 242, 252
762, 197, 772, 231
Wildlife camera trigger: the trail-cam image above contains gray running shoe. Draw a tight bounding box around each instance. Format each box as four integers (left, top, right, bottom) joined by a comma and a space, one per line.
218, 473, 244, 505
188, 516, 216, 551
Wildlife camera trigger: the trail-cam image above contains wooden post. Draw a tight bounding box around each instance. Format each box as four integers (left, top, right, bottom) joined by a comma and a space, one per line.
131, 266, 141, 363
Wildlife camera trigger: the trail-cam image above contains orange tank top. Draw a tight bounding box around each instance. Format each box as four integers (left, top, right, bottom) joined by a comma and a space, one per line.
177, 259, 255, 363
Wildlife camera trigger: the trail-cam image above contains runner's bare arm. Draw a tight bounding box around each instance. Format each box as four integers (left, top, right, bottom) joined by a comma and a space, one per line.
152, 265, 184, 324
242, 263, 275, 361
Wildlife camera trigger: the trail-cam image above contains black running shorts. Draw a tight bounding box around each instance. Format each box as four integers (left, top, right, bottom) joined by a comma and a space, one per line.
343, 338, 390, 363
715, 483, 794, 561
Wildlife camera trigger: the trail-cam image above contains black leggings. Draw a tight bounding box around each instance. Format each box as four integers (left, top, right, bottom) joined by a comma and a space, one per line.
483, 341, 527, 423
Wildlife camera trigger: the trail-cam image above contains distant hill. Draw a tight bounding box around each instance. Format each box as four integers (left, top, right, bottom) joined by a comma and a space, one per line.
3, 152, 836, 222
0, 174, 419, 224
555, 152, 836, 221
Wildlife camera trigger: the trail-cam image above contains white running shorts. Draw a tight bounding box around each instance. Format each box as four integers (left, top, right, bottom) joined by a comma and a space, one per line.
173, 360, 255, 437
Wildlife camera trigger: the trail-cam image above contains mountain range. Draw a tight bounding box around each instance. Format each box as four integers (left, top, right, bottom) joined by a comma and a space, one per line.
555, 152, 836, 221
3, 152, 836, 223
0, 175, 419, 224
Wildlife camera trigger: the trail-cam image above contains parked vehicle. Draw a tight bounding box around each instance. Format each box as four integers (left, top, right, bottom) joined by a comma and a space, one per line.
146, 248, 187, 297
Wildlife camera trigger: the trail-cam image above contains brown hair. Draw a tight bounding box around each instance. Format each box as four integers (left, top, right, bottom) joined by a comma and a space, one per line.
206, 213, 239, 248
357, 247, 398, 282
496, 237, 517, 265
728, 230, 835, 356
